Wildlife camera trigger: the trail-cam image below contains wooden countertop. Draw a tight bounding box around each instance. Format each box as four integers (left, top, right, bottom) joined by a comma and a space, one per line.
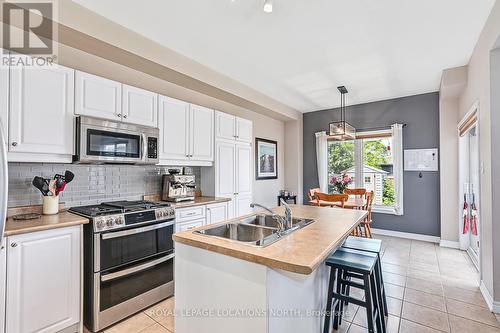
4, 211, 89, 236
173, 204, 367, 275
170, 197, 231, 209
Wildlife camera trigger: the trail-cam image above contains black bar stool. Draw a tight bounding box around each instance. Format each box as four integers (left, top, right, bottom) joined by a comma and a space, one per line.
324, 247, 385, 333
342, 236, 388, 317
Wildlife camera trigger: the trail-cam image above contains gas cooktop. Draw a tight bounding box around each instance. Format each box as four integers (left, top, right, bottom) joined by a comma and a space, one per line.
69, 200, 171, 217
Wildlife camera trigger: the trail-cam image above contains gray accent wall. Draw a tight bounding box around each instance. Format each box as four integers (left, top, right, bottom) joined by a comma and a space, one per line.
303, 92, 440, 236
7, 163, 201, 208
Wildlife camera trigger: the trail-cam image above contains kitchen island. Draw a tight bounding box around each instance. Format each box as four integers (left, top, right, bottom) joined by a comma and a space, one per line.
172, 204, 367, 333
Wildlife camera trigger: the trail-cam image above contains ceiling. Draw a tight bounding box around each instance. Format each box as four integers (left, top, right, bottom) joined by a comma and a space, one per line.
73, 0, 495, 112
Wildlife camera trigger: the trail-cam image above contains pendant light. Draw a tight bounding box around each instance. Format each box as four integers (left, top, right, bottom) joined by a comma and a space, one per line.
329, 86, 356, 140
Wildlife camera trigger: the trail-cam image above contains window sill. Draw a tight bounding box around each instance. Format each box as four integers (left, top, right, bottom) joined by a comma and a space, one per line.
372, 205, 397, 215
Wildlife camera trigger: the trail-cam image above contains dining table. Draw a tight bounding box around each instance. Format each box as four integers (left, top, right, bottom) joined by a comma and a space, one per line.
309, 197, 366, 209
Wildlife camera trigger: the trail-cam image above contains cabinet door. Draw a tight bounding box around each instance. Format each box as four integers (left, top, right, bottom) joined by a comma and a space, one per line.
0, 63, 8, 150
235, 194, 253, 217
206, 203, 229, 225
235, 144, 252, 197
75, 71, 122, 121
0, 242, 6, 333
215, 141, 236, 198
122, 84, 158, 127
215, 111, 236, 141
176, 218, 205, 233
236, 117, 252, 143
6, 226, 80, 333
158, 96, 189, 161
190, 104, 214, 161
9, 65, 74, 155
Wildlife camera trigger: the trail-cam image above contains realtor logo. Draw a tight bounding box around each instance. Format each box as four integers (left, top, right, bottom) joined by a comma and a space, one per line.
2, 2, 53, 54
1, 1, 57, 67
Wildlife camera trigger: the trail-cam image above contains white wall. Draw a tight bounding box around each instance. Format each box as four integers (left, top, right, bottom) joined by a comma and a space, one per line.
454, 0, 500, 305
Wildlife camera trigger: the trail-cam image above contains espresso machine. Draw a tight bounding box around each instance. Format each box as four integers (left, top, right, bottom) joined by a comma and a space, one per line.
162, 170, 196, 202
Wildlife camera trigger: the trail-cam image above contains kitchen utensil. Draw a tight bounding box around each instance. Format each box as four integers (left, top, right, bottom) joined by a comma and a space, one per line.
12, 213, 41, 220
55, 177, 65, 195
64, 170, 75, 183
32, 176, 49, 196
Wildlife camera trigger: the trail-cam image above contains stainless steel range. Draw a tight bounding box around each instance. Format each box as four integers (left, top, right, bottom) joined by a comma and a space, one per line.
69, 200, 175, 332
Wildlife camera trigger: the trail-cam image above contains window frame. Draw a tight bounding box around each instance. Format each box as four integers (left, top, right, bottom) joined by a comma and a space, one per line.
328, 127, 403, 215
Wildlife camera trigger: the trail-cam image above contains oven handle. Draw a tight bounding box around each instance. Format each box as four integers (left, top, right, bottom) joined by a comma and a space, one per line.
101, 252, 175, 282
101, 221, 174, 240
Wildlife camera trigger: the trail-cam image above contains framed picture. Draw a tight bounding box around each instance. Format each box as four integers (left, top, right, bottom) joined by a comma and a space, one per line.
255, 138, 278, 180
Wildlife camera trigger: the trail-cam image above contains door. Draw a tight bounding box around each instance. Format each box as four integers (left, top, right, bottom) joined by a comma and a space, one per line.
6, 226, 80, 333
158, 96, 189, 161
9, 65, 74, 155
190, 104, 214, 161
206, 203, 229, 225
468, 126, 480, 263
0, 242, 6, 333
122, 84, 158, 127
75, 71, 122, 121
0, 61, 8, 150
215, 111, 236, 141
235, 144, 252, 197
215, 141, 236, 199
235, 195, 253, 217
236, 117, 252, 143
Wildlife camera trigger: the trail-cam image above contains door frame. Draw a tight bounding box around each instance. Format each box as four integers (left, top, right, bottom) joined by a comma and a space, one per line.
457, 101, 482, 271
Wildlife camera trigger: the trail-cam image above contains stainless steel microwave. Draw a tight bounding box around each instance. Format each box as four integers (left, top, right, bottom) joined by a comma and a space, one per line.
74, 116, 159, 165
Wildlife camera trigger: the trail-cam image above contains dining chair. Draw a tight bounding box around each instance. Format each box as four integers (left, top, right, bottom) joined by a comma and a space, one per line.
308, 188, 321, 204
360, 191, 374, 238
344, 188, 367, 198
315, 192, 349, 208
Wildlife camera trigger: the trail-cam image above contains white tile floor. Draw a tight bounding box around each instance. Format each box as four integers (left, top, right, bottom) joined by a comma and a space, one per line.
97, 235, 500, 333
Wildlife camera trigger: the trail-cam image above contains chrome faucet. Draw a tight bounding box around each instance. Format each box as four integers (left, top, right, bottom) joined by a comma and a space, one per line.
250, 200, 293, 234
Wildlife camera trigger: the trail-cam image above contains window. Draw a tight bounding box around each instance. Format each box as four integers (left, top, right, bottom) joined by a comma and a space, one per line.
327, 126, 403, 215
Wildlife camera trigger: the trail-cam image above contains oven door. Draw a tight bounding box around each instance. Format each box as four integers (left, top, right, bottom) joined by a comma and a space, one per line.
77, 117, 146, 164
95, 221, 174, 272
93, 252, 174, 331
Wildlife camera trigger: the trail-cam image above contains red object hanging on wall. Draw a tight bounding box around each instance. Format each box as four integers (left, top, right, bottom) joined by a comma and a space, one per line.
471, 193, 478, 236
462, 193, 469, 234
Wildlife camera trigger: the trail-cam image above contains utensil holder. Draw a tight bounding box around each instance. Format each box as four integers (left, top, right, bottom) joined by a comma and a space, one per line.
42, 196, 59, 215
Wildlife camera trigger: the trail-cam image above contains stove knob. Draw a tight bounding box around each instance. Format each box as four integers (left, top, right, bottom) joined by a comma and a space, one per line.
116, 216, 124, 225
96, 219, 105, 230
106, 218, 114, 227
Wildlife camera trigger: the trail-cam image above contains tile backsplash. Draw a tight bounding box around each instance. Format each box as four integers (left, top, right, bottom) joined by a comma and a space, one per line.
7, 163, 201, 208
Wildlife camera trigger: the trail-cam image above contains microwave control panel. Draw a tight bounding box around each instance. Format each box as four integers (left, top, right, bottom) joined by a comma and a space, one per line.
147, 137, 158, 159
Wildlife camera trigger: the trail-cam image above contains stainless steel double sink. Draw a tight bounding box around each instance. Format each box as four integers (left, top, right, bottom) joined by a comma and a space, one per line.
194, 214, 315, 247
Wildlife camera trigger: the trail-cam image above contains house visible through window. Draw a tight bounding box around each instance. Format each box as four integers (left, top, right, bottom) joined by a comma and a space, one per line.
327, 129, 400, 214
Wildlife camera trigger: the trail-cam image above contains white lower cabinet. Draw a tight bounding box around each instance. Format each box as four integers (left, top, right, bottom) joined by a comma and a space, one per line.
176, 218, 205, 233
234, 194, 253, 217
206, 202, 230, 225
5, 226, 81, 333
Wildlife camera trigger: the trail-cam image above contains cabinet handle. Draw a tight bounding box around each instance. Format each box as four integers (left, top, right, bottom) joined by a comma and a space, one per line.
11, 142, 17, 147
123, 115, 128, 119
10, 243, 17, 248
118, 114, 122, 118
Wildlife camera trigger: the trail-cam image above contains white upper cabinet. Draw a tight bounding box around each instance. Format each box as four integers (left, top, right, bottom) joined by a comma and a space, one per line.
0, 63, 8, 148
122, 84, 158, 127
75, 71, 122, 121
158, 96, 214, 165
158, 95, 190, 161
215, 112, 236, 141
236, 117, 253, 143
9, 65, 74, 155
215, 111, 252, 143
190, 104, 214, 161
5, 226, 81, 333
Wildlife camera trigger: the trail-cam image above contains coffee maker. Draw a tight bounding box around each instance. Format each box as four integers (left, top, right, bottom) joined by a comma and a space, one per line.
162, 169, 196, 202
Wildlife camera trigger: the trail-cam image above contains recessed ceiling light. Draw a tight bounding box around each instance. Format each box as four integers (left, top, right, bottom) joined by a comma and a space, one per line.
263, 0, 273, 13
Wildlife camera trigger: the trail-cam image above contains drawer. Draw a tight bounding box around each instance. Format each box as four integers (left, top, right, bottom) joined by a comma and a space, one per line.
176, 218, 205, 233
175, 206, 206, 222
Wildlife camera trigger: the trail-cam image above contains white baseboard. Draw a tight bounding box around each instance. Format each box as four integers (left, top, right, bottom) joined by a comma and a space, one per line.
370, 228, 440, 243
479, 281, 500, 313
439, 240, 460, 249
